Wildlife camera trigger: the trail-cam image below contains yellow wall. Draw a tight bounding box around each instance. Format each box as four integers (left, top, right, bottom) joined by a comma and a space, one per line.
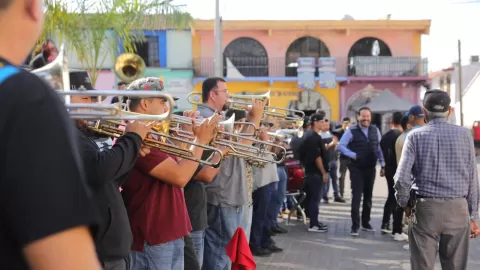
192, 81, 340, 121
412, 33, 421, 57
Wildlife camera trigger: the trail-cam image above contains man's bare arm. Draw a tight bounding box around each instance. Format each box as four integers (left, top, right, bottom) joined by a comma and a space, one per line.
24, 227, 101, 270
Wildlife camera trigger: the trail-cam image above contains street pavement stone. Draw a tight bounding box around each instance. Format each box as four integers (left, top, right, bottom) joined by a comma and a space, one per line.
255, 164, 480, 270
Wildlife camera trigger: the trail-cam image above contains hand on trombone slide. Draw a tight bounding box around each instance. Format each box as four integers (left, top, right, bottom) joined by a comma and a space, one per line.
192, 113, 222, 145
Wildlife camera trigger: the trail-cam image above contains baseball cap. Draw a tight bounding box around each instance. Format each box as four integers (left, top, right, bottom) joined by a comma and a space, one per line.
70, 70, 94, 90
423, 89, 451, 113
309, 113, 324, 123
126, 77, 179, 100
406, 105, 424, 117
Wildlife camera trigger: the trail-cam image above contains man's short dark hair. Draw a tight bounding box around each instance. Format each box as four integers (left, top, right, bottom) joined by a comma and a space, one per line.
342, 117, 350, 122
118, 81, 126, 86
0, 0, 13, 9
357, 107, 371, 115
315, 109, 326, 118
128, 99, 141, 111
202, 77, 225, 103
391, 112, 403, 125
400, 115, 409, 131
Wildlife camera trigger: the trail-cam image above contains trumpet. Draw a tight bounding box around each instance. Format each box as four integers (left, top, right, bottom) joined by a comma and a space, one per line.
168, 114, 287, 164
170, 114, 257, 137
88, 119, 224, 168
186, 90, 305, 122
31, 44, 175, 121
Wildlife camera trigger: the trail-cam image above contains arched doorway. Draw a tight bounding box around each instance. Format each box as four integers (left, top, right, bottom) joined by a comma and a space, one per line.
345, 84, 382, 127
347, 37, 392, 76
285, 36, 330, 77
223, 37, 268, 77
287, 91, 332, 120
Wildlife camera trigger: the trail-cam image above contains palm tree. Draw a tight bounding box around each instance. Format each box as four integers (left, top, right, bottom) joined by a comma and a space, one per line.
39, 0, 193, 85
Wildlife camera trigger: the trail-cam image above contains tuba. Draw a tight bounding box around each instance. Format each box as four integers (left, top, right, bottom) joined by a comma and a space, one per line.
30, 44, 174, 121
114, 53, 146, 83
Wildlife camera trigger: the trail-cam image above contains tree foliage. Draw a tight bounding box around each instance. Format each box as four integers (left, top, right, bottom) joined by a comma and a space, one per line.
39, 0, 193, 85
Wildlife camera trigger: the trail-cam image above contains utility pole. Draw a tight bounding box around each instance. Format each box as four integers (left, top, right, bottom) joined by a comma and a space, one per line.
213, 0, 223, 77
458, 39, 464, 126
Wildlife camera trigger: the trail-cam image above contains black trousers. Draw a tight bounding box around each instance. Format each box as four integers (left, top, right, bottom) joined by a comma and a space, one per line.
349, 165, 376, 230
382, 167, 397, 226
392, 205, 405, 234
338, 157, 349, 197
305, 173, 324, 228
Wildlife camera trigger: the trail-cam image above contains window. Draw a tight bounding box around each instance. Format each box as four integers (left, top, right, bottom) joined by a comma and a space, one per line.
133, 36, 160, 67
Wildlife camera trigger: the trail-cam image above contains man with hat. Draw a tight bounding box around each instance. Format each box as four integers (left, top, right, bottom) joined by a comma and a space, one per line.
394, 89, 480, 269
405, 105, 426, 135
69, 70, 153, 270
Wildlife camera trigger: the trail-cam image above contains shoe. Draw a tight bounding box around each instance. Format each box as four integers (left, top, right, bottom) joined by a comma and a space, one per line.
393, 233, 409, 242
403, 244, 409, 250
381, 224, 392, 234
362, 224, 376, 232
308, 225, 328, 233
266, 244, 283, 253
267, 228, 277, 236
334, 197, 346, 203
350, 228, 359, 236
323, 197, 329, 204
250, 247, 272, 257
271, 225, 288, 234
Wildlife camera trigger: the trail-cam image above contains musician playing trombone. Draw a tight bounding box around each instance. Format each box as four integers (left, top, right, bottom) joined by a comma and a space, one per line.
197, 77, 266, 270
68, 70, 153, 270
0, 0, 101, 269
121, 77, 220, 270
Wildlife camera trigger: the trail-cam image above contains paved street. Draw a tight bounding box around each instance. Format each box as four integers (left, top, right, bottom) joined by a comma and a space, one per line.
256, 162, 480, 270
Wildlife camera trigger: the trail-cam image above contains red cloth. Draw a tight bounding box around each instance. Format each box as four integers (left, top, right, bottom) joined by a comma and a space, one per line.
225, 227, 256, 270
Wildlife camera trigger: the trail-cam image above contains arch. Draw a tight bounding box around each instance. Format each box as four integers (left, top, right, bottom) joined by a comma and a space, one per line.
285, 36, 331, 77
348, 37, 392, 58
223, 37, 268, 77
286, 91, 332, 120
345, 84, 382, 120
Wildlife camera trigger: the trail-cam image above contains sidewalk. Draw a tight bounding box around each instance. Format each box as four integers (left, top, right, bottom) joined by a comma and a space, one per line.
255, 166, 480, 270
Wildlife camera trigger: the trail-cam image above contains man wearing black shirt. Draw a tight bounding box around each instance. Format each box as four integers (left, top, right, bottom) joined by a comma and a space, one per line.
299, 113, 329, 233
380, 112, 403, 236
332, 117, 351, 198
0, 0, 100, 269
69, 71, 152, 270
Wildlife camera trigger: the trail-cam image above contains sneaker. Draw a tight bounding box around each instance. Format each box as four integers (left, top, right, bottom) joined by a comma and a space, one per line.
393, 233, 409, 242
334, 197, 346, 203
350, 228, 359, 236
362, 224, 376, 232
381, 224, 392, 234
308, 225, 328, 233
250, 247, 272, 257
266, 244, 283, 253
323, 197, 329, 204
271, 225, 288, 234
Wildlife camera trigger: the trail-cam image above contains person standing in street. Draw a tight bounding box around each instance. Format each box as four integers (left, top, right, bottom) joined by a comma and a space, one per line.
380, 112, 405, 241
299, 113, 329, 233
394, 89, 480, 270
320, 119, 345, 203
338, 107, 385, 236
333, 118, 351, 199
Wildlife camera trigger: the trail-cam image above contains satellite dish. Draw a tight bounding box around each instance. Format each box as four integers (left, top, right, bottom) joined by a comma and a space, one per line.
342, 14, 355, 20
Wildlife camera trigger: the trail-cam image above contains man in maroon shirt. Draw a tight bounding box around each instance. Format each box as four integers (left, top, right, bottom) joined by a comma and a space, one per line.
121, 77, 220, 270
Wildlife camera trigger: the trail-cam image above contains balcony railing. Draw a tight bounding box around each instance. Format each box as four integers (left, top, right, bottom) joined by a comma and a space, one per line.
192, 56, 428, 78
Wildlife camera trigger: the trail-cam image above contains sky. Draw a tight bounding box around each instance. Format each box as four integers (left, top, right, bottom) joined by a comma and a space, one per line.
175, 0, 479, 72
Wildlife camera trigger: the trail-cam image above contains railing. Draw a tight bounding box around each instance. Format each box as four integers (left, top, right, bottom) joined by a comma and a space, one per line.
192, 56, 428, 78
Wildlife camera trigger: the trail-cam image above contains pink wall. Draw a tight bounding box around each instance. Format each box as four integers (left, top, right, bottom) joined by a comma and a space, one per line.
197, 29, 419, 77
94, 71, 116, 90
339, 81, 420, 118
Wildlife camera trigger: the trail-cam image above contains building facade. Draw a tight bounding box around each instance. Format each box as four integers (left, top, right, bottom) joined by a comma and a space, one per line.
191, 18, 430, 121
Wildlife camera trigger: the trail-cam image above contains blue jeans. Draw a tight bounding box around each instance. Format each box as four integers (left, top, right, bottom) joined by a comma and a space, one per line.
323, 160, 340, 199
203, 204, 244, 270
250, 182, 275, 249
190, 230, 205, 269
269, 166, 287, 227
129, 238, 184, 270
241, 204, 253, 240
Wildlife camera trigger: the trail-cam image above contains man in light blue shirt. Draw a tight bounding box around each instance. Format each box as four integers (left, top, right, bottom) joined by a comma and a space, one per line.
338, 107, 385, 236
405, 105, 425, 135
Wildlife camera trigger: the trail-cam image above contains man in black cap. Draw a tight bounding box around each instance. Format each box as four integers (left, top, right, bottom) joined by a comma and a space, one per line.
69, 70, 152, 270
394, 89, 480, 269
299, 113, 329, 233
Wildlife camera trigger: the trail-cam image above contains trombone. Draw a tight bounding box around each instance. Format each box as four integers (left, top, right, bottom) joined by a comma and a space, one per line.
30, 44, 175, 121
88, 119, 224, 168
168, 114, 287, 164
186, 90, 305, 122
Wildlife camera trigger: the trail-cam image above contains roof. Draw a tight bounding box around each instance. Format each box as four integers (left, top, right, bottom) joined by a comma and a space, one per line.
353, 89, 413, 113
191, 19, 431, 34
